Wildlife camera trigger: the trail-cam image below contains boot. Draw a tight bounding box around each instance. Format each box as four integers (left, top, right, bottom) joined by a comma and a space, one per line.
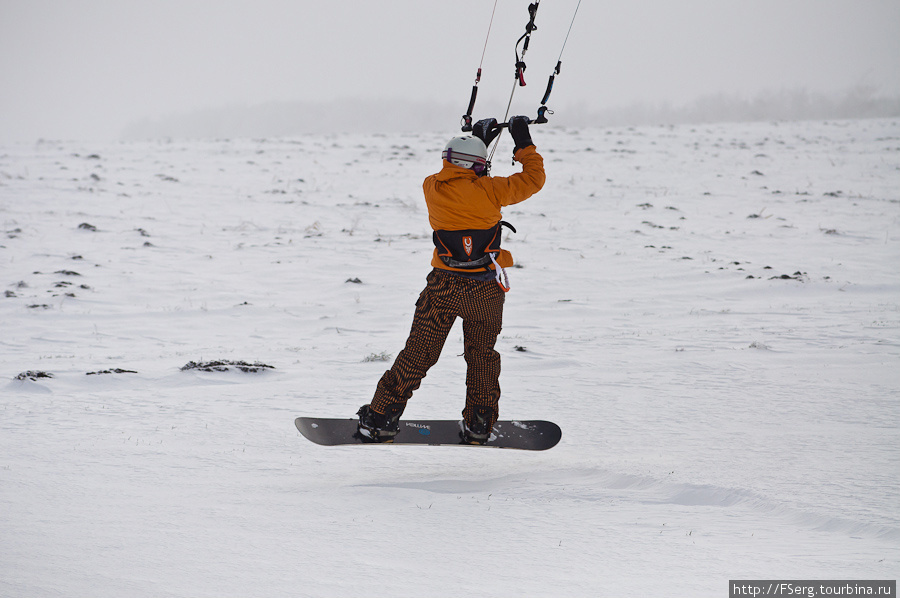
461, 407, 493, 445
357, 404, 402, 442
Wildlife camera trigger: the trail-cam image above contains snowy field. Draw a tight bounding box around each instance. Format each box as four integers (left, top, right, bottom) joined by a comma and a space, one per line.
1, 118, 898, 597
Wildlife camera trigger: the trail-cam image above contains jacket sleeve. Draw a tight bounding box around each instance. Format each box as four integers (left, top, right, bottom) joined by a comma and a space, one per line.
481, 145, 546, 207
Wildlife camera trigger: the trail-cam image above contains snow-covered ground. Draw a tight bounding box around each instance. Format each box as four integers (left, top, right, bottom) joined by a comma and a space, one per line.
1, 118, 898, 597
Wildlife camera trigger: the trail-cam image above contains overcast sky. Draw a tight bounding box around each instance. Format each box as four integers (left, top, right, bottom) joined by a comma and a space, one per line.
1, 0, 899, 142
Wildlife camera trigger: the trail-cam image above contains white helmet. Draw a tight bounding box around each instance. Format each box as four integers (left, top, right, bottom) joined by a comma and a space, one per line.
442, 135, 487, 171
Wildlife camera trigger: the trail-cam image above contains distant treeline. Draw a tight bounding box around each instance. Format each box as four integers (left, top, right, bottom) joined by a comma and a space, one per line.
121, 99, 454, 140
122, 87, 900, 140
566, 86, 900, 128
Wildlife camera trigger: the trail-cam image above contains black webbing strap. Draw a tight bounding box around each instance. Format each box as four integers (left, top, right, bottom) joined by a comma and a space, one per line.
514, 2, 540, 87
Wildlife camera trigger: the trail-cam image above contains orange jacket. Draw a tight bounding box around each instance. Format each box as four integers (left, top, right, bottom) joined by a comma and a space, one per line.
423, 145, 545, 271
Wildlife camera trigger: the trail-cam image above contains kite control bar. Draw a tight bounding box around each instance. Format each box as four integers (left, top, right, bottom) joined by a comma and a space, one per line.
493, 115, 547, 129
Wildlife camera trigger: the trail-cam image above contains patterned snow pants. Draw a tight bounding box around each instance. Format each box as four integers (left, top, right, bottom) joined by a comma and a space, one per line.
370, 268, 506, 427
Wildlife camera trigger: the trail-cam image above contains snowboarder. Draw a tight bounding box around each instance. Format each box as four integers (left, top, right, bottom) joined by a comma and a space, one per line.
357, 115, 546, 444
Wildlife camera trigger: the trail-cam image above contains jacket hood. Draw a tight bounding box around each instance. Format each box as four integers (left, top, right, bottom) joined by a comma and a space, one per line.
435, 160, 479, 182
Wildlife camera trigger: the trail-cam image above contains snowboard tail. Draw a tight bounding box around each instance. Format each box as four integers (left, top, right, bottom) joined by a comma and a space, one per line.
295, 417, 561, 451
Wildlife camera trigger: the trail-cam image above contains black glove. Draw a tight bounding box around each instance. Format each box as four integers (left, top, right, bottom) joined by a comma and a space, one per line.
472, 118, 502, 146
508, 115, 534, 152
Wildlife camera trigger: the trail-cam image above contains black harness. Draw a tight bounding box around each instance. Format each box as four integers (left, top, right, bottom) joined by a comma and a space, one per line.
433, 221, 516, 270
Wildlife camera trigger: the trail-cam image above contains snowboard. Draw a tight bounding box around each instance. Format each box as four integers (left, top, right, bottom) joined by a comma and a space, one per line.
295, 417, 561, 451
